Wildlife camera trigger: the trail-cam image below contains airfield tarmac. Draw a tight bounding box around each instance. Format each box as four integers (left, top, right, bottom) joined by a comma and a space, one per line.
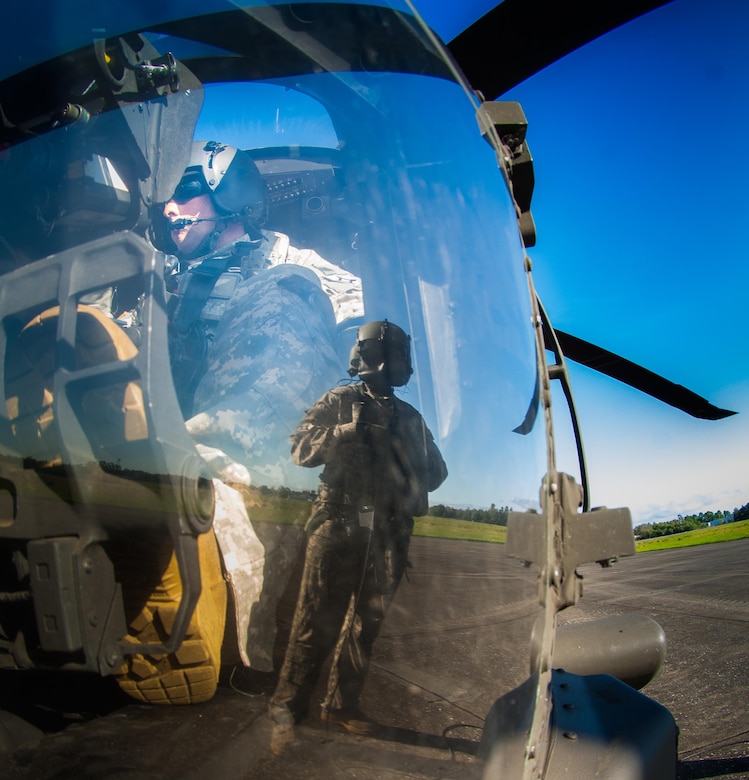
567, 537, 749, 780
2, 536, 748, 779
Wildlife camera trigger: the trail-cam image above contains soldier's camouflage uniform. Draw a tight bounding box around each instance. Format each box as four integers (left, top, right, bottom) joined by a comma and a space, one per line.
270, 382, 447, 721
176, 229, 363, 486
171, 229, 363, 670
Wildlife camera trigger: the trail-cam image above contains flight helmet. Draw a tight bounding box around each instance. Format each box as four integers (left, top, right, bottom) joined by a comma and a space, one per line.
173, 141, 267, 220
348, 320, 413, 390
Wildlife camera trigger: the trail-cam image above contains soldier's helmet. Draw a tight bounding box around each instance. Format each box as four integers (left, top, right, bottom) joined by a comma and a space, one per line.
172, 141, 267, 219
348, 320, 413, 389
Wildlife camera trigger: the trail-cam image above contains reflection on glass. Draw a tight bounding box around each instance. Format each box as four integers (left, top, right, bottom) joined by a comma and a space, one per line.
269, 320, 447, 745
0, 3, 552, 776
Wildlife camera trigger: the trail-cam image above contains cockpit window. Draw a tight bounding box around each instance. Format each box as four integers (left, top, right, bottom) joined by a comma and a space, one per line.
0, 3, 553, 777
196, 82, 340, 150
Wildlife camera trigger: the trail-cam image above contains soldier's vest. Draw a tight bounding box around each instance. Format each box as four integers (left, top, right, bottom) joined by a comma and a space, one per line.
169, 243, 260, 417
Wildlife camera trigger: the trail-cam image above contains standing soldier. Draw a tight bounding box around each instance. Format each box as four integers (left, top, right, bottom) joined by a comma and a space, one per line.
270, 320, 447, 749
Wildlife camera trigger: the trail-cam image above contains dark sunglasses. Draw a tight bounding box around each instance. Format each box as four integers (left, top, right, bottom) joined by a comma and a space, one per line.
170, 175, 210, 203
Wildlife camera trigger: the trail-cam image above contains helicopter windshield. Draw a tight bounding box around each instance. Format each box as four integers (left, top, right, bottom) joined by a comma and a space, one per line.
0, 2, 552, 776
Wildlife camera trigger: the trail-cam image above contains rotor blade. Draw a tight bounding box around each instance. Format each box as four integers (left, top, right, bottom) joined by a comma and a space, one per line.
447, 0, 674, 99
554, 330, 737, 420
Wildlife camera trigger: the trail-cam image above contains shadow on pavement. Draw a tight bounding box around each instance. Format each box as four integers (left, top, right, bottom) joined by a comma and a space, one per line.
678, 756, 749, 779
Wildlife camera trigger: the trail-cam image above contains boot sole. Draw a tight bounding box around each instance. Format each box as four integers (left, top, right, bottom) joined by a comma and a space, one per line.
113, 528, 227, 705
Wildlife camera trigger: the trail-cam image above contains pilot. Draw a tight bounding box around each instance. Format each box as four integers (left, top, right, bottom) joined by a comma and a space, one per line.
161, 140, 363, 433
269, 320, 447, 750
156, 141, 363, 675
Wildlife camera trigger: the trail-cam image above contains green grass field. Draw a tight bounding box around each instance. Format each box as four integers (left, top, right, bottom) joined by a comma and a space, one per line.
413, 515, 507, 543
414, 517, 749, 550
246, 491, 311, 526
634, 519, 749, 552
247, 488, 749, 551
415, 515, 749, 550
248, 489, 509, 541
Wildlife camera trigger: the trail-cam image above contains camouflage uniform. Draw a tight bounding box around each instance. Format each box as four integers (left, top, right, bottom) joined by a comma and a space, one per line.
170, 229, 363, 670
175, 229, 363, 486
270, 382, 447, 722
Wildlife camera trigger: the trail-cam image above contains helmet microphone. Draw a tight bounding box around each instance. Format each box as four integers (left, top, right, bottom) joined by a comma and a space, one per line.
168, 213, 242, 230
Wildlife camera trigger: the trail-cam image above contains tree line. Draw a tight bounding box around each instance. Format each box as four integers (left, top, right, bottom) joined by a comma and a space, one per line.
427, 503, 511, 526
259, 484, 749, 540
258, 485, 514, 527
634, 502, 749, 540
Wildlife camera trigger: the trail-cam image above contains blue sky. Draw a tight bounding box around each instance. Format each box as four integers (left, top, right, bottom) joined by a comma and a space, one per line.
421, 0, 748, 524
6, 1, 744, 524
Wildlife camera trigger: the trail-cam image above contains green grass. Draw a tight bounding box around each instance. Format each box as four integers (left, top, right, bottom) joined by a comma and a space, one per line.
247, 489, 508, 541
246, 488, 749, 551
414, 514, 749, 550
635, 519, 749, 552
244, 489, 312, 526
415, 515, 749, 550
413, 515, 507, 543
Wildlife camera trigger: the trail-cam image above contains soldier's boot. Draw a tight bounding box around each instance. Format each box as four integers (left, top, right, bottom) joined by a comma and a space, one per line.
5, 304, 227, 705
113, 528, 227, 704
320, 707, 379, 736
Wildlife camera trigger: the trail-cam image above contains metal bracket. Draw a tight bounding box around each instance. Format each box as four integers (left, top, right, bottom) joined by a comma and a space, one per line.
506, 472, 635, 609
477, 100, 536, 246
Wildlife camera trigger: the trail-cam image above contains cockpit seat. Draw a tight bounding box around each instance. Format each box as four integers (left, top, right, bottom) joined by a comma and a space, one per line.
4, 303, 147, 465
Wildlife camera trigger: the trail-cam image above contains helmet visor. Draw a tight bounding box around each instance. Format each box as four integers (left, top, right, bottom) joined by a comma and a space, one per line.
170, 174, 210, 204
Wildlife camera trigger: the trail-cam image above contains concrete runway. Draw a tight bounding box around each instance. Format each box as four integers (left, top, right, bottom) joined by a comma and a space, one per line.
563, 537, 749, 780
2, 536, 748, 779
